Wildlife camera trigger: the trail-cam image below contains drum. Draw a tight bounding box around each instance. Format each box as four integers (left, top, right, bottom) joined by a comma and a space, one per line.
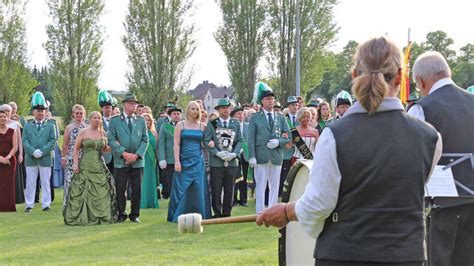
279, 160, 315, 265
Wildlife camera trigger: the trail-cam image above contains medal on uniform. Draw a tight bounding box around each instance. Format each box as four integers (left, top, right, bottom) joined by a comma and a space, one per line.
216, 127, 235, 168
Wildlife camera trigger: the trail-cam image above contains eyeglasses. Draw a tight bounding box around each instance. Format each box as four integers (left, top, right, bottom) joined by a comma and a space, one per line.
75, 112, 84, 115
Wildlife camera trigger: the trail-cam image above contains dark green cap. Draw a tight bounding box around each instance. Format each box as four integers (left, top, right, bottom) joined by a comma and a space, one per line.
286, 96, 298, 106
122, 93, 140, 104
214, 98, 231, 110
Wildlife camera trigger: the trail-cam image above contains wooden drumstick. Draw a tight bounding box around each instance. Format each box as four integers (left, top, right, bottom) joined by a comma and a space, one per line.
178, 213, 258, 234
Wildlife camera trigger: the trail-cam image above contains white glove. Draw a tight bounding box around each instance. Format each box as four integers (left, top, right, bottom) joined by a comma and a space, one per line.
159, 160, 167, 169
266, 139, 280, 149
216, 151, 228, 160
33, 149, 43, 158
224, 152, 237, 161
249, 158, 257, 168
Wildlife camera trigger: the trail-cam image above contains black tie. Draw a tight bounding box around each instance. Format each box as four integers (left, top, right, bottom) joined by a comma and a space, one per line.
127, 116, 133, 132
223, 121, 227, 128
292, 116, 296, 126
37, 122, 41, 131
267, 113, 274, 128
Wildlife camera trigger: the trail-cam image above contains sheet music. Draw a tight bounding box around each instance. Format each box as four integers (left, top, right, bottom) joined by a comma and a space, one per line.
425, 165, 458, 197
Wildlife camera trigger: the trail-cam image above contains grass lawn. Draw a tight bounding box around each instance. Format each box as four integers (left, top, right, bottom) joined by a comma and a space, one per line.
0, 190, 279, 264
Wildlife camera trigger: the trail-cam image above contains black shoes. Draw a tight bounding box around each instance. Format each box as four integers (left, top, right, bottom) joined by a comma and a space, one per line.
240, 202, 248, 207
42, 207, 51, 211
24, 207, 32, 212
116, 216, 127, 223
130, 217, 140, 223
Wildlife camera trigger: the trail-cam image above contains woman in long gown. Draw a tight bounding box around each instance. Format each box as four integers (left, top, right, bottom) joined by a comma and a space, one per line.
140, 113, 159, 209
1, 104, 24, 204
167, 101, 211, 222
0, 110, 18, 212
61, 104, 87, 207
63, 111, 116, 225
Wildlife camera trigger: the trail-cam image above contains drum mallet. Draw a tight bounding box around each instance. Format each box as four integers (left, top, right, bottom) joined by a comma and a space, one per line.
178, 213, 258, 234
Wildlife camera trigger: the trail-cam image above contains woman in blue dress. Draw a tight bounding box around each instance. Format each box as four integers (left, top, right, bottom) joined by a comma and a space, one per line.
167, 101, 211, 222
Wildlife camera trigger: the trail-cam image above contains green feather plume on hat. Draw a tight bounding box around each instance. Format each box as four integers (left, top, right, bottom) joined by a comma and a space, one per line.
98, 89, 113, 107
467, 86, 474, 93
252, 82, 273, 105
31, 91, 47, 110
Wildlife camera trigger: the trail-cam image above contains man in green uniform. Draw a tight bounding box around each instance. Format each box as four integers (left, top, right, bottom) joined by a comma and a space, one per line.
107, 93, 149, 223
204, 98, 243, 218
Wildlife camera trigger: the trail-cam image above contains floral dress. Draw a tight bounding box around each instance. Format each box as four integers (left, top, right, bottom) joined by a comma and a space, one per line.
63, 123, 87, 207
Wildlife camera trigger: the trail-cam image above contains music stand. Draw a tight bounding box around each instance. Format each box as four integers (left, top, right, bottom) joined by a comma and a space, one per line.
425, 153, 474, 266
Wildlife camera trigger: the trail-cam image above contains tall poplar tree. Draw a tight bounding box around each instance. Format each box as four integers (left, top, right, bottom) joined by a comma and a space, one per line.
0, 0, 37, 113
214, 0, 265, 104
44, 0, 104, 121
266, 0, 338, 102
123, 0, 195, 114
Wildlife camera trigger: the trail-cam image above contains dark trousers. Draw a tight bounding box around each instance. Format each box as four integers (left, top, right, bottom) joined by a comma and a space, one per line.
115, 167, 143, 220
161, 164, 174, 199
234, 158, 248, 204
279, 159, 292, 197
210, 166, 238, 217
106, 160, 114, 177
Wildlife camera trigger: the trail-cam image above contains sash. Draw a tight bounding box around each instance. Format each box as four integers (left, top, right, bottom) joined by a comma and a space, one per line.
164, 123, 175, 136
286, 117, 313, 160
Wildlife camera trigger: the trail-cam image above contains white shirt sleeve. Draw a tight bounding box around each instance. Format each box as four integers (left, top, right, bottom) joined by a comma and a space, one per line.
295, 128, 341, 238
407, 104, 425, 121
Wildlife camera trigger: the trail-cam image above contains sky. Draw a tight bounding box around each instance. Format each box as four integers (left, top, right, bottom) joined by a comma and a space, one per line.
25, 0, 474, 92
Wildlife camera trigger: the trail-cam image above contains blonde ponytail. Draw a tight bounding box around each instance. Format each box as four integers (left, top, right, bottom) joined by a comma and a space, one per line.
352, 37, 401, 115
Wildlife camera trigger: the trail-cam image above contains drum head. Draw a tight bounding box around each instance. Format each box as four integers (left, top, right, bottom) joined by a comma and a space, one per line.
279, 160, 315, 265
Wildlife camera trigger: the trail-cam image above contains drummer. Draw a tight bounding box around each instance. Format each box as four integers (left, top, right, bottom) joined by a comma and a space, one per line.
256, 37, 442, 265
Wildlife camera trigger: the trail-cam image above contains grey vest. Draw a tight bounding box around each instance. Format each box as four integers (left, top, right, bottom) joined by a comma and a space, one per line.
418, 84, 474, 194
315, 110, 438, 263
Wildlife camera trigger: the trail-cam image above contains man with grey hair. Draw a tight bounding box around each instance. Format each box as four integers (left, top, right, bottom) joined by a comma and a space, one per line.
408, 51, 474, 194
408, 50, 474, 266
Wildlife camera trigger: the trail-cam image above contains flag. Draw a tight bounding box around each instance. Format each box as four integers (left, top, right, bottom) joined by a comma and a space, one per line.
400, 42, 412, 103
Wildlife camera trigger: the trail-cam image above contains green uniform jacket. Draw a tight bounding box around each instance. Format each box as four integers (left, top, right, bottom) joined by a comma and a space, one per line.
241, 122, 249, 162
248, 111, 291, 165
155, 116, 170, 134
22, 119, 56, 167
107, 113, 149, 168
102, 116, 113, 164
283, 114, 299, 160
204, 118, 243, 168
157, 122, 175, 164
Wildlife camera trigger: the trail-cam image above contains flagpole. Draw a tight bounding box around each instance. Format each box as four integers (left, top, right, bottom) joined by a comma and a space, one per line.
295, 0, 301, 97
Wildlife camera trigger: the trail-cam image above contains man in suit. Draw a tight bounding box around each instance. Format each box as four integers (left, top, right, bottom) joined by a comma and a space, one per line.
158, 105, 182, 199
280, 96, 299, 196
98, 90, 115, 174
231, 105, 249, 207
108, 93, 149, 223
23, 92, 56, 212
408, 51, 474, 266
205, 99, 243, 218
248, 82, 291, 214
155, 102, 175, 134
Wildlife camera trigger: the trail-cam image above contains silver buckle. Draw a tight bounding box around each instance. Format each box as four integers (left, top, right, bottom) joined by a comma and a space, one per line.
332, 213, 338, 222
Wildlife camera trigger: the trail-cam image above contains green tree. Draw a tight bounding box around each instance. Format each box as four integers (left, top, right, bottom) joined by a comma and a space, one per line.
214, 0, 266, 104
422, 31, 456, 66
0, 0, 37, 114
457, 43, 474, 63
266, 0, 338, 103
123, 0, 195, 116
44, 0, 104, 121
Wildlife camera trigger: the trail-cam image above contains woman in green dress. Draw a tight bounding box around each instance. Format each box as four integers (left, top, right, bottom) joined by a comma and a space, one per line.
140, 113, 159, 208
63, 111, 117, 225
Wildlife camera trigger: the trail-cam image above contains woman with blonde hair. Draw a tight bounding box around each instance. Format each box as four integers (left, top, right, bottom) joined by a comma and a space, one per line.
308, 107, 318, 128
292, 107, 319, 164
167, 101, 211, 222
64, 111, 117, 225
140, 112, 159, 208
257, 37, 442, 265
61, 104, 87, 207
